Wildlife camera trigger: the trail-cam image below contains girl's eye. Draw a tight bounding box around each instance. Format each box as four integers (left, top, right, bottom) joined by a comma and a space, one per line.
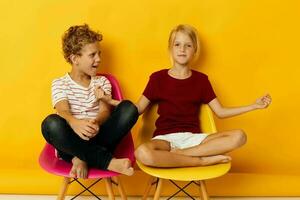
174, 43, 180, 46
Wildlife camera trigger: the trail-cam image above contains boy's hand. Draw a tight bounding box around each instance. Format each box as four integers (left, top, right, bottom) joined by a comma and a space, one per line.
253, 94, 272, 109
69, 118, 99, 140
94, 86, 112, 103
88, 119, 100, 135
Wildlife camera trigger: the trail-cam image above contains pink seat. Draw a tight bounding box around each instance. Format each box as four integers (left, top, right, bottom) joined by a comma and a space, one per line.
39, 74, 134, 200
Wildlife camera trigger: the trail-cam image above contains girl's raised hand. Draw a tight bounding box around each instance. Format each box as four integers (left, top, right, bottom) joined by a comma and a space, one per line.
254, 94, 272, 109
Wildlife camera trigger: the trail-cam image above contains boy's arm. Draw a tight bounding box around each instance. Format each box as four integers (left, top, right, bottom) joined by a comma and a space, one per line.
94, 100, 111, 125
55, 100, 98, 140
208, 94, 272, 118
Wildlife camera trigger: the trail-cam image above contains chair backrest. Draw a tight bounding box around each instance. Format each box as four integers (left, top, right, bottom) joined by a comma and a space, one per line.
137, 104, 217, 146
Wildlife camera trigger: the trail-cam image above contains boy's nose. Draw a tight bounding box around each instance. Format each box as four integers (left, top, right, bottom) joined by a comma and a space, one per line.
95, 55, 101, 62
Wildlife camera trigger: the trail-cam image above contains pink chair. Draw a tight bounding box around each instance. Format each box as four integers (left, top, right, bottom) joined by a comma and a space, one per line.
39, 74, 135, 200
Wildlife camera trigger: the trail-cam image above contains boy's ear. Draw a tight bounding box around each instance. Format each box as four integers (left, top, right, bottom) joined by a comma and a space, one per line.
70, 54, 78, 65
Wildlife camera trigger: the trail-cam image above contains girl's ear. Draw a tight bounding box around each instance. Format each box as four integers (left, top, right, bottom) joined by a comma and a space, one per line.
70, 54, 78, 65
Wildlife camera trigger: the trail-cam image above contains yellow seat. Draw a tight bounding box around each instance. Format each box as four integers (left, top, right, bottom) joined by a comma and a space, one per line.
136, 104, 231, 200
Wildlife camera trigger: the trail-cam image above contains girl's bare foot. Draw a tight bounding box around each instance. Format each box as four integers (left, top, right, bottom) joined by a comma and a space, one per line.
199, 155, 231, 166
107, 158, 134, 176
69, 157, 88, 179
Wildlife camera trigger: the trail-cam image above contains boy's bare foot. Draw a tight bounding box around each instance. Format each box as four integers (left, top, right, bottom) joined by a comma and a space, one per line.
69, 157, 88, 179
107, 158, 134, 176
199, 155, 231, 166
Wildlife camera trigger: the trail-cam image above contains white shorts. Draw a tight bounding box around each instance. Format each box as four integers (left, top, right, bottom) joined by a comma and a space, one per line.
152, 132, 208, 150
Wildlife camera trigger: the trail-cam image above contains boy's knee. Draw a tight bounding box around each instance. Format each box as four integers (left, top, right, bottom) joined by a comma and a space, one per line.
119, 100, 138, 114
135, 144, 155, 166
41, 114, 66, 139
118, 100, 138, 122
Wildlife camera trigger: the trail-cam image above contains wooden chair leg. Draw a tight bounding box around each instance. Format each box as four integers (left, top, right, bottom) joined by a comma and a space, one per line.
113, 176, 127, 200
57, 177, 70, 200
142, 176, 156, 200
153, 178, 163, 200
198, 180, 209, 200
104, 178, 115, 200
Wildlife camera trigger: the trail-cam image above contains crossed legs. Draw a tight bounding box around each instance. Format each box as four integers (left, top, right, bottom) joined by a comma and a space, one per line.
135, 129, 246, 167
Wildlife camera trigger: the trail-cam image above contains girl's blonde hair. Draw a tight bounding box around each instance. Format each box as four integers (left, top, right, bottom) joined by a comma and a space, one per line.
168, 24, 201, 65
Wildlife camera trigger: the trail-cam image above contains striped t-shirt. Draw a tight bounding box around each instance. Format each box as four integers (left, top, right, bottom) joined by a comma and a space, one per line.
51, 73, 112, 119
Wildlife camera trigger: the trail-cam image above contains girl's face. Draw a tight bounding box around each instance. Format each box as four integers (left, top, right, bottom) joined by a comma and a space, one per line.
171, 31, 195, 67
75, 42, 101, 77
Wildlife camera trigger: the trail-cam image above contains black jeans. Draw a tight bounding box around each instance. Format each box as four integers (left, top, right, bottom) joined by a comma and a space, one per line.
41, 100, 138, 170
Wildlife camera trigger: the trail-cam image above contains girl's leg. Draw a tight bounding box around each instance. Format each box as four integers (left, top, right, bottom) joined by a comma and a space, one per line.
135, 140, 231, 168
41, 114, 113, 170
172, 129, 247, 157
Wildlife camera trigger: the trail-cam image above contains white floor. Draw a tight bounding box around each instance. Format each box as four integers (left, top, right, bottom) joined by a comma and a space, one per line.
0, 196, 299, 200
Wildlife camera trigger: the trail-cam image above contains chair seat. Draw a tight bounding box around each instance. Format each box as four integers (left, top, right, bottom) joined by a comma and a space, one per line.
39, 143, 120, 179
137, 161, 231, 181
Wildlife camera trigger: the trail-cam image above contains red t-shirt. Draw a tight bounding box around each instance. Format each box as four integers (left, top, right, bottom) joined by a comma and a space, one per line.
143, 69, 216, 137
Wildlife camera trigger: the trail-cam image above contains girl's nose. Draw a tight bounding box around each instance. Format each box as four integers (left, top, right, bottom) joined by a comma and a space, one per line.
180, 45, 185, 52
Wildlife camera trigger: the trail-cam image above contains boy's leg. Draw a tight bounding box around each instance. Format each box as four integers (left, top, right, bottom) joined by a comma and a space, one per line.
94, 100, 138, 152
41, 114, 113, 170
172, 129, 247, 157
135, 140, 231, 168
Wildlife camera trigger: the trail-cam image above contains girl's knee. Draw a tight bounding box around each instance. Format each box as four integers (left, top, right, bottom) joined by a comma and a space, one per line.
135, 144, 155, 166
233, 129, 247, 147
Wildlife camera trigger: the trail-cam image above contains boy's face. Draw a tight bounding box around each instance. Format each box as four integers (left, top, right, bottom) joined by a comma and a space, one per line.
171, 31, 195, 66
75, 42, 101, 77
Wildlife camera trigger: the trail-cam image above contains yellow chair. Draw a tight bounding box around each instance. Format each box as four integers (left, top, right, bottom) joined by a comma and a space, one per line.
136, 104, 231, 200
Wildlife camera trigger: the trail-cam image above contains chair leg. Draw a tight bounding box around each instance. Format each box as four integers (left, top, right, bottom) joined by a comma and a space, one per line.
153, 178, 163, 200
113, 176, 127, 200
57, 177, 70, 200
142, 176, 156, 200
104, 178, 115, 200
198, 180, 209, 200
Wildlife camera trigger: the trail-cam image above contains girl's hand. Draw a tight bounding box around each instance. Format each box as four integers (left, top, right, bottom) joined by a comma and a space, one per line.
69, 118, 99, 140
94, 86, 112, 103
253, 94, 272, 109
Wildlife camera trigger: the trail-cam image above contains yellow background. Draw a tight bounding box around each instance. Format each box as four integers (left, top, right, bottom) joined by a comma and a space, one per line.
1, 0, 300, 196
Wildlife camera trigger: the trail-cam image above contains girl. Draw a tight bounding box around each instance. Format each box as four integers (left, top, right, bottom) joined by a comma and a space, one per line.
41, 24, 138, 178
96, 24, 272, 168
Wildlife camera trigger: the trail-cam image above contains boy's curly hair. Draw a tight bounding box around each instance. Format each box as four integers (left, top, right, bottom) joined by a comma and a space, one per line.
62, 24, 102, 64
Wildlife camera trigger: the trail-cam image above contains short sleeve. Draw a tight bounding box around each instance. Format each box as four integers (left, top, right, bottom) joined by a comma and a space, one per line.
99, 76, 112, 95
143, 74, 157, 101
202, 77, 216, 104
51, 79, 67, 108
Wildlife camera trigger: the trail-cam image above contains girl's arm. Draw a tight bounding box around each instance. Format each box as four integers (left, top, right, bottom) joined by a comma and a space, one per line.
95, 86, 150, 115
135, 95, 151, 115
208, 94, 272, 118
